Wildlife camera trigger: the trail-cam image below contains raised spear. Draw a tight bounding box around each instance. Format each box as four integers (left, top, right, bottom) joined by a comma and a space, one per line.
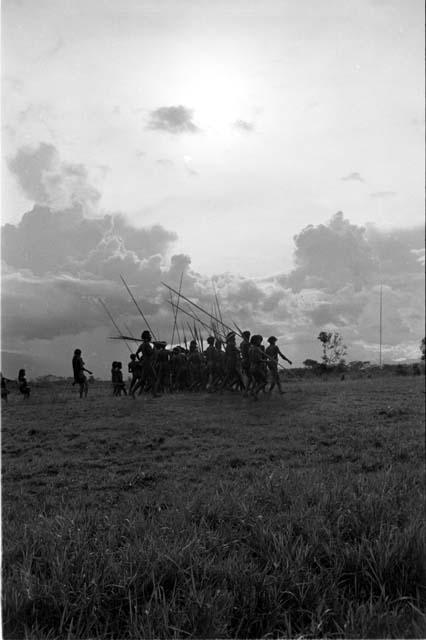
165, 299, 214, 335
162, 281, 286, 369
98, 298, 133, 353
162, 281, 234, 336
109, 335, 141, 342
120, 274, 157, 341
212, 280, 224, 328
171, 271, 184, 347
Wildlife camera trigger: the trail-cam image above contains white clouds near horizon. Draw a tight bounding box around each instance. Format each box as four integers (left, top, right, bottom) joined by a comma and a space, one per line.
1, 144, 424, 375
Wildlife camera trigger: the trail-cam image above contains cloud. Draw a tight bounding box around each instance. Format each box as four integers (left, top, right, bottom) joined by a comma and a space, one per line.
7, 143, 101, 211
147, 105, 200, 134
2, 144, 180, 348
341, 172, 364, 182
370, 191, 397, 198
2, 147, 424, 374
2, 206, 177, 278
233, 119, 255, 132
287, 211, 377, 293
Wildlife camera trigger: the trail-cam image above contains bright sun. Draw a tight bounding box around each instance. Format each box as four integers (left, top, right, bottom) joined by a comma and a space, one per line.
177, 54, 251, 131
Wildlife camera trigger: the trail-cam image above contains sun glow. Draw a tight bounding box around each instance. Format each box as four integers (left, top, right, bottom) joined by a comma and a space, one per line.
177, 55, 252, 132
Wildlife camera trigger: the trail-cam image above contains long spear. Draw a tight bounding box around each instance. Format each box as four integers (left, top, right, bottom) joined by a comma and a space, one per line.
168, 294, 181, 345
98, 298, 132, 353
165, 300, 215, 335
124, 323, 135, 340
162, 281, 234, 336
109, 335, 141, 342
212, 280, 224, 328
186, 321, 196, 343
171, 271, 184, 347
120, 274, 157, 341
163, 281, 286, 370
193, 321, 202, 352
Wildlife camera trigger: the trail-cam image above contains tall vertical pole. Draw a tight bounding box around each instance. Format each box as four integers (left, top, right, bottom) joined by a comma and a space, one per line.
379, 284, 383, 367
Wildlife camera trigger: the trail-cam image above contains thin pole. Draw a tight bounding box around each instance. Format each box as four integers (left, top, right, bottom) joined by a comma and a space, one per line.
163, 281, 286, 369
379, 284, 382, 367
165, 300, 214, 334
98, 298, 132, 353
120, 274, 157, 341
212, 280, 224, 328
124, 323, 135, 339
171, 271, 184, 347
162, 281, 234, 335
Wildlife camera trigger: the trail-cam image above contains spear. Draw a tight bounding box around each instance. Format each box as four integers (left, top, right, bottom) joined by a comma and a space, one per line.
163, 281, 286, 369
233, 320, 244, 337
162, 281, 234, 336
120, 274, 157, 341
171, 271, 184, 347
187, 321, 196, 343
163, 281, 285, 370
169, 292, 177, 345
109, 335, 141, 343
168, 294, 182, 345
124, 323, 135, 340
194, 321, 202, 352
212, 280, 224, 328
98, 298, 132, 353
165, 300, 214, 335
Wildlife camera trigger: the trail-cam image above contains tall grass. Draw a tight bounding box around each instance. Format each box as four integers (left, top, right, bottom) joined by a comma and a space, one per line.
3, 466, 425, 639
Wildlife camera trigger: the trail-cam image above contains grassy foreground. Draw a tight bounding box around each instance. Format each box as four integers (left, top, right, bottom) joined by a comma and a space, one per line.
2, 375, 425, 638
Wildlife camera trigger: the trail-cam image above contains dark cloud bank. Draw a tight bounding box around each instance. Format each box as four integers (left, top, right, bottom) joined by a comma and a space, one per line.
2, 143, 424, 377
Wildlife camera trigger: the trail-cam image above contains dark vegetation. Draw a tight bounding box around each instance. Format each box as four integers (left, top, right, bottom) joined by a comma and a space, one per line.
2, 374, 425, 639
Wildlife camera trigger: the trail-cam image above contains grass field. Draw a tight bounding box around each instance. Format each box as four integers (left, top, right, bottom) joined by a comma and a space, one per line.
2, 375, 425, 638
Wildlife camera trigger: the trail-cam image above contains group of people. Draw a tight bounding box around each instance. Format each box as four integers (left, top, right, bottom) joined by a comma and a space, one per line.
2, 333, 292, 404
1, 369, 31, 403
115, 330, 292, 400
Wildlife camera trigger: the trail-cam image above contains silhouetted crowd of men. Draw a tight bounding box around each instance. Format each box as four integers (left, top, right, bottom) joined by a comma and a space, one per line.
113, 330, 292, 400
1, 331, 292, 404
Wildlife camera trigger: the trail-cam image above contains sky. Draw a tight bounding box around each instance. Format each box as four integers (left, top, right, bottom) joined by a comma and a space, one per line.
1, 0, 425, 377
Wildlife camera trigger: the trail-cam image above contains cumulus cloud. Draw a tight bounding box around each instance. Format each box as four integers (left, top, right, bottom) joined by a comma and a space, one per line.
287, 212, 377, 293
7, 143, 101, 211
1, 268, 112, 340
2, 143, 181, 352
147, 105, 200, 134
233, 119, 255, 132
2, 146, 424, 374
2, 206, 176, 277
341, 172, 364, 182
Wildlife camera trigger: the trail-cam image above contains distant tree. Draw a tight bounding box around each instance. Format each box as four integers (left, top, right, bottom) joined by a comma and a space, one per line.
317, 331, 347, 367
303, 359, 320, 369
421, 337, 425, 361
